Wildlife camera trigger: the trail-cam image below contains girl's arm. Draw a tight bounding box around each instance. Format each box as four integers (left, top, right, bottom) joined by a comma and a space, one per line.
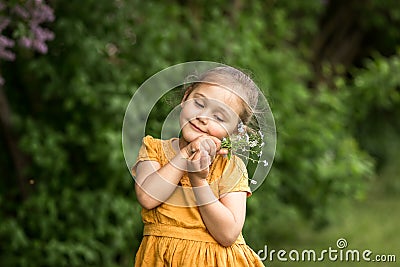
191, 177, 247, 247
187, 144, 247, 247
135, 136, 225, 210
134, 151, 189, 210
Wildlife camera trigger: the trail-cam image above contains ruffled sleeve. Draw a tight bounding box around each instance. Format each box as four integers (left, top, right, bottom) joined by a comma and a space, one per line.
132, 135, 160, 176
218, 156, 252, 197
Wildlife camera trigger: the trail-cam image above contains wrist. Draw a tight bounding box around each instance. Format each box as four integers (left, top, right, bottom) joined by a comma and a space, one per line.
189, 176, 208, 187
180, 147, 191, 159
169, 151, 189, 171
191, 183, 218, 206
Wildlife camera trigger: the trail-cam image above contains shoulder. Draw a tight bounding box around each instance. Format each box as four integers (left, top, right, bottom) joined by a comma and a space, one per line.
138, 136, 179, 164
222, 155, 247, 177
209, 155, 247, 178
216, 155, 251, 196
142, 135, 160, 145
141, 135, 166, 150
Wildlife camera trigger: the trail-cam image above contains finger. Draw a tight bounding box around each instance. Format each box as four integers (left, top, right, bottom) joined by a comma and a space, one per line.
204, 136, 216, 152
193, 142, 200, 153
200, 137, 216, 157
187, 151, 201, 172
189, 142, 201, 156
200, 150, 211, 169
207, 136, 222, 149
188, 151, 197, 160
199, 139, 210, 153
217, 148, 229, 155
206, 138, 216, 157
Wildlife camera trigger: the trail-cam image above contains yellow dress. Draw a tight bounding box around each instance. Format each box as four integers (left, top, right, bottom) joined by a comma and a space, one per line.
133, 136, 264, 267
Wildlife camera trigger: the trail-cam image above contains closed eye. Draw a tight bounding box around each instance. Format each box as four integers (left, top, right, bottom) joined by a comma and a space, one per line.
194, 99, 204, 108
215, 115, 224, 122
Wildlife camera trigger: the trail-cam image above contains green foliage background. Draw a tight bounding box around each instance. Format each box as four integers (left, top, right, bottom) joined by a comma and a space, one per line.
1, 0, 399, 266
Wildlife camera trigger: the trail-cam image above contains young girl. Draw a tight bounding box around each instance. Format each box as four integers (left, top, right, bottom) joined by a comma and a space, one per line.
133, 66, 265, 266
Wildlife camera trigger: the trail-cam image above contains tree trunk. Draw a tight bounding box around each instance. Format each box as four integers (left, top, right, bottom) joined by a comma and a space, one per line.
311, 0, 366, 88
0, 86, 29, 200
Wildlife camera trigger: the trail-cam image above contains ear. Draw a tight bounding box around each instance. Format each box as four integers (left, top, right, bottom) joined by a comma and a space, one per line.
180, 95, 186, 107
181, 86, 192, 107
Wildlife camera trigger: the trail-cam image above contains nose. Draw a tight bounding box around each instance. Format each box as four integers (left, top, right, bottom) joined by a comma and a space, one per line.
195, 108, 211, 124
196, 114, 209, 125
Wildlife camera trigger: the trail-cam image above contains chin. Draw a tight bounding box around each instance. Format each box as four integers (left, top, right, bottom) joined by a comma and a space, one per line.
182, 133, 199, 143
181, 128, 202, 143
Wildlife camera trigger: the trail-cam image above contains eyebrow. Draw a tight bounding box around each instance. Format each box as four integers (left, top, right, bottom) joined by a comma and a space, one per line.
193, 92, 206, 98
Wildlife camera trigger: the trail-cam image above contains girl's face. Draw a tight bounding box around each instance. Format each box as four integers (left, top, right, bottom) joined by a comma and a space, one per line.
180, 84, 244, 143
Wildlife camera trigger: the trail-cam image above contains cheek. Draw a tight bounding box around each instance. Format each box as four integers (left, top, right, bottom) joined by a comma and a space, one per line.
180, 102, 198, 120
208, 122, 231, 139
217, 122, 238, 138
179, 105, 193, 124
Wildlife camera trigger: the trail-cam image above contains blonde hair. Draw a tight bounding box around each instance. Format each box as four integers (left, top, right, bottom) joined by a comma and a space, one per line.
183, 66, 259, 126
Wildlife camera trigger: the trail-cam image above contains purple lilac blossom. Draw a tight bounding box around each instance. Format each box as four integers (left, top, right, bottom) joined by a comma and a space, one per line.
0, 0, 55, 85
0, 36, 15, 61
10, 0, 55, 54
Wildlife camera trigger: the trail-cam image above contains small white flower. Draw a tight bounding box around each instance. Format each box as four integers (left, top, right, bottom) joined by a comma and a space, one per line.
220, 127, 269, 186
238, 122, 245, 133
249, 140, 258, 147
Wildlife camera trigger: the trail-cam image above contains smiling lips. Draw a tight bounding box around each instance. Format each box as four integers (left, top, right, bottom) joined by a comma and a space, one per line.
189, 121, 207, 134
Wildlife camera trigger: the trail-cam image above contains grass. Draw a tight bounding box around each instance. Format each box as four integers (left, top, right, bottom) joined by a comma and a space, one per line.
260, 183, 399, 267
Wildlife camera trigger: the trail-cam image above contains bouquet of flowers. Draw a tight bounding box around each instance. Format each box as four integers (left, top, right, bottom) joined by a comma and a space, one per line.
221, 122, 268, 184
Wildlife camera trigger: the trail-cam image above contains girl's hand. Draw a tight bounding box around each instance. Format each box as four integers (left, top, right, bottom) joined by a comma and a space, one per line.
182, 136, 229, 184
182, 135, 228, 160
181, 136, 214, 183
187, 149, 212, 183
